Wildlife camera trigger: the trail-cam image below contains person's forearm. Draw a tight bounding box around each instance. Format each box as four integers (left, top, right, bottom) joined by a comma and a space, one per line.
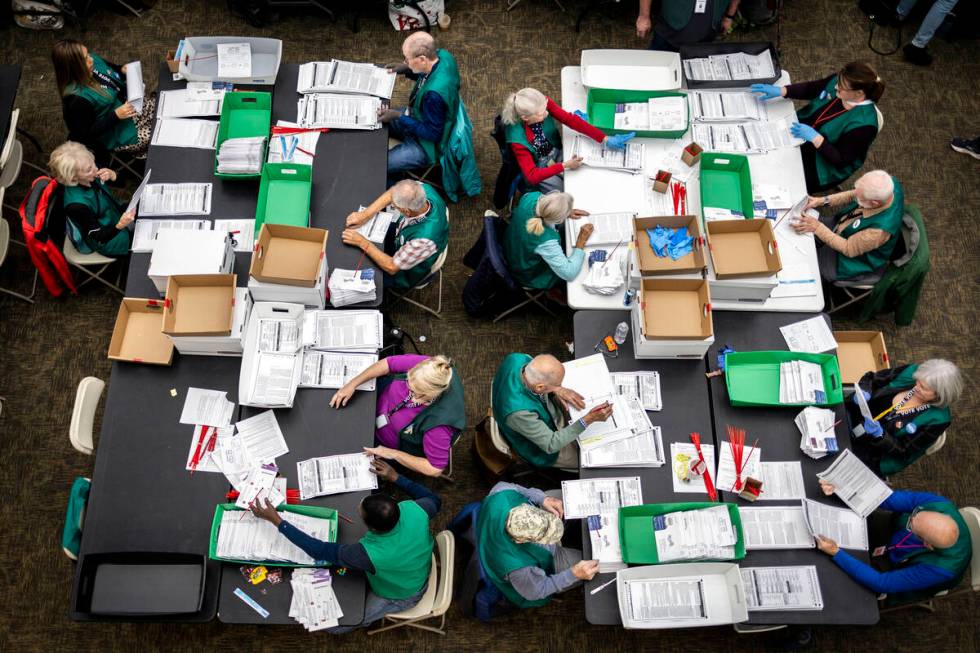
358, 240, 400, 275
395, 473, 443, 515
344, 359, 391, 392
507, 566, 579, 601
361, 190, 395, 219
813, 224, 887, 257
638, 0, 652, 18
783, 75, 836, 102
505, 411, 585, 454
389, 449, 444, 477
827, 189, 857, 208
512, 143, 564, 185
833, 550, 952, 595
881, 490, 948, 513
538, 242, 585, 281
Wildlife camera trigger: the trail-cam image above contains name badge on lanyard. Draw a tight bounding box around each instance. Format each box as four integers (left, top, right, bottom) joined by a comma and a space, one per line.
694, 0, 708, 13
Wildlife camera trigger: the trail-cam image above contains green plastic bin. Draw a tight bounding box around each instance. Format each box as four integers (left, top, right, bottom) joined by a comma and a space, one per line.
618, 502, 745, 564
724, 350, 844, 407
699, 152, 754, 222
214, 91, 272, 180
208, 503, 338, 567
586, 88, 689, 138
254, 163, 312, 234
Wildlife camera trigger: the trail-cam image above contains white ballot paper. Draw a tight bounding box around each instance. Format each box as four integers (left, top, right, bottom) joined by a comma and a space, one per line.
180, 387, 235, 426
816, 449, 892, 518
151, 118, 220, 149
356, 205, 396, 244
715, 443, 762, 494
235, 410, 289, 462
671, 442, 716, 494
740, 506, 815, 550
741, 566, 824, 611
300, 350, 378, 390
217, 42, 252, 78
125, 60, 144, 114
582, 425, 665, 469
568, 212, 635, 247
586, 511, 629, 573
250, 352, 300, 406
655, 506, 738, 562
297, 60, 396, 99
562, 353, 615, 421
213, 219, 256, 252
853, 383, 874, 433
688, 91, 766, 122
683, 51, 775, 81
802, 498, 869, 550
158, 89, 222, 118
297, 93, 382, 130
184, 425, 237, 473
125, 168, 153, 216
267, 121, 320, 165
624, 578, 708, 621
290, 569, 344, 631
297, 453, 378, 500
139, 183, 212, 216
569, 135, 645, 172
755, 461, 807, 501
561, 476, 643, 519
216, 509, 331, 565
780, 316, 837, 354
131, 219, 210, 253
611, 372, 662, 412
303, 310, 383, 351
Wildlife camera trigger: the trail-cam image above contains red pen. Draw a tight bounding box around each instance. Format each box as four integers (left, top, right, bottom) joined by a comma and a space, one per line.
188, 425, 210, 474
296, 146, 316, 158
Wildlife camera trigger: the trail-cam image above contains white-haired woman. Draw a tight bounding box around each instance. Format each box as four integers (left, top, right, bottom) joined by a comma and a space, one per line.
793, 169, 904, 282
49, 141, 134, 257
330, 354, 465, 477
502, 190, 592, 290
501, 87, 634, 193
848, 359, 962, 476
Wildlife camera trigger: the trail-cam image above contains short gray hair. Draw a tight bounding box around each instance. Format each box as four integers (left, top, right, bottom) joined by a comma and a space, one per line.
855, 170, 894, 203
914, 359, 962, 408
403, 32, 437, 60
391, 180, 427, 213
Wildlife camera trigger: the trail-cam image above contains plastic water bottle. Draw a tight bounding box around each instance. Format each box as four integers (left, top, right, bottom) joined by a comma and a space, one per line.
613, 322, 629, 345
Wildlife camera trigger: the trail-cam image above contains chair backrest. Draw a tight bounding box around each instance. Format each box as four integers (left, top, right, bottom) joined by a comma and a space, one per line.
925, 431, 947, 456
69, 376, 105, 455
487, 383, 512, 455
958, 507, 980, 591
483, 215, 520, 291
0, 209, 9, 265
428, 207, 451, 275
431, 530, 456, 617
490, 114, 508, 156
0, 108, 18, 169
875, 106, 884, 133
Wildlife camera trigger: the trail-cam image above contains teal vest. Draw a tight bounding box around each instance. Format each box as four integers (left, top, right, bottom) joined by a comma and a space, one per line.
661, 0, 728, 30
491, 352, 559, 467
392, 183, 449, 289
834, 177, 904, 280
877, 364, 952, 476
503, 192, 561, 290
410, 49, 460, 163
63, 181, 130, 256
504, 117, 561, 167
391, 368, 467, 458
67, 53, 137, 151
476, 489, 555, 608
796, 76, 880, 188
360, 500, 433, 599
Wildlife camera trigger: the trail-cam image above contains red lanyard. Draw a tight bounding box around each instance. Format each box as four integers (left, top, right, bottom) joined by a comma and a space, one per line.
813, 98, 848, 129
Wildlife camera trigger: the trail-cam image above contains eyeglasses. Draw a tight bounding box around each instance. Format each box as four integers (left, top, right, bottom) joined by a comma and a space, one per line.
906, 506, 924, 531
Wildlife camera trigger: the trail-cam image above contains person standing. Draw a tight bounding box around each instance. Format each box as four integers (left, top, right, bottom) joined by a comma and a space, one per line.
636, 0, 742, 51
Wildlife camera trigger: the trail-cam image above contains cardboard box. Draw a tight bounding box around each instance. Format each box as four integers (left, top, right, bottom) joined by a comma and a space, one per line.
633, 215, 706, 276
834, 330, 889, 385
249, 224, 328, 287
631, 278, 715, 359
108, 299, 174, 366
169, 287, 253, 357
166, 50, 180, 74
652, 170, 671, 194
147, 230, 235, 295
706, 219, 782, 279
162, 274, 236, 337
708, 275, 778, 303
239, 302, 305, 408
682, 142, 703, 166
248, 252, 328, 308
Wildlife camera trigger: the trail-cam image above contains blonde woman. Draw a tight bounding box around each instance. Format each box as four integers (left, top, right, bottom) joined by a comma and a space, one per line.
502, 191, 592, 290
50, 141, 134, 257
331, 354, 465, 477
501, 87, 634, 192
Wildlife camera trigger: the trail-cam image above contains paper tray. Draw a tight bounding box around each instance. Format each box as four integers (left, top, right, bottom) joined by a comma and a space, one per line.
255, 163, 312, 234
75, 552, 206, 617
215, 91, 272, 180
699, 152, 755, 221
580, 49, 682, 91
724, 350, 844, 407
586, 88, 689, 139
619, 502, 745, 564
178, 36, 283, 85
679, 41, 782, 89
208, 503, 338, 567
616, 563, 748, 629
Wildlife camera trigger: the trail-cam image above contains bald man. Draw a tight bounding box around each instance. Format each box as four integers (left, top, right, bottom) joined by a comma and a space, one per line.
816, 481, 972, 605
491, 353, 613, 470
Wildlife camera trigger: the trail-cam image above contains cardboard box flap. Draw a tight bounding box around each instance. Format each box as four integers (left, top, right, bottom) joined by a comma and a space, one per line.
707, 219, 782, 278
108, 299, 174, 365
250, 223, 328, 287
833, 330, 889, 384
639, 279, 713, 340
162, 274, 237, 337
634, 215, 706, 275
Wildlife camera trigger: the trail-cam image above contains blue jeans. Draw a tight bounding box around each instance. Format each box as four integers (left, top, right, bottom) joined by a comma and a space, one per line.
387, 117, 432, 187
898, 0, 959, 48
327, 583, 427, 633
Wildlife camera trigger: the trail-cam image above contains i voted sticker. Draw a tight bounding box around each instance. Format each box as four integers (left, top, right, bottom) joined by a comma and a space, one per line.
852, 219, 861, 228
906, 422, 917, 434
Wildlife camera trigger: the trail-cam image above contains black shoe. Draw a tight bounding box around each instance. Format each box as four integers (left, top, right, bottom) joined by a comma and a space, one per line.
903, 43, 933, 66
950, 138, 980, 160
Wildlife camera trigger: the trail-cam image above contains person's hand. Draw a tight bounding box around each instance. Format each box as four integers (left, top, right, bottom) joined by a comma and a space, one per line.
329, 383, 356, 409
818, 479, 836, 496
553, 386, 585, 411
636, 14, 652, 39
815, 535, 840, 556
116, 210, 135, 229
750, 83, 783, 101
341, 229, 369, 250
720, 17, 733, 33
572, 559, 601, 581
364, 445, 398, 461
863, 417, 884, 438
369, 457, 399, 483
563, 155, 584, 171
804, 195, 826, 211
114, 102, 137, 120
583, 401, 614, 425
570, 208, 590, 219
575, 223, 595, 249
792, 214, 820, 234
605, 132, 636, 151
346, 210, 370, 227
377, 108, 402, 124
96, 168, 117, 183
542, 496, 565, 519
387, 62, 411, 75
250, 498, 282, 526
851, 389, 872, 405
573, 109, 589, 122
790, 122, 820, 143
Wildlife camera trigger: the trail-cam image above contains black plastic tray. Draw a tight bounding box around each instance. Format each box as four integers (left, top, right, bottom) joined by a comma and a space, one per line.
679, 41, 781, 88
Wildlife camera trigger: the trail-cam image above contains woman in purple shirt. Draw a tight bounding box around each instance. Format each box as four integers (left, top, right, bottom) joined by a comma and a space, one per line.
330, 354, 467, 477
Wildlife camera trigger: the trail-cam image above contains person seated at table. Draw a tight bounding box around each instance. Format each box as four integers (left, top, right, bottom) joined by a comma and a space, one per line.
343, 179, 448, 290
329, 354, 465, 478
752, 62, 884, 192
492, 352, 613, 470
503, 191, 593, 291
380, 32, 459, 185
792, 170, 904, 284
815, 482, 972, 605
848, 359, 962, 477
635, 0, 741, 51
250, 459, 438, 632
49, 141, 134, 257
500, 87, 634, 193
474, 481, 599, 609
52, 39, 155, 160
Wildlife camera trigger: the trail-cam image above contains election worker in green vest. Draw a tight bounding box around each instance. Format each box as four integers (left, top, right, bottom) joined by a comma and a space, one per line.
343, 179, 449, 290
752, 61, 884, 192
52, 40, 155, 161
846, 360, 962, 477
792, 170, 904, 283
503, 191, 595, 291
329, 354, 466, 478
49, 141, 134, 258
492, 353, 614, 470
250, 458, 437, 632
476, 481, 600, 609
815, 481, 972, 606
381, 31, 460, 186
636, 0, 741, 51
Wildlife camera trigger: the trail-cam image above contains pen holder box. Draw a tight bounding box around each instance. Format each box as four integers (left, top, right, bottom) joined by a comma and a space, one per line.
682, 142, 703, 166
215, 91, 272, 180
209, 503, 339, 567
652, 170, 671, 193
586, 88, 690, 139
738, 477, 763, 502
618, 502, 746, 564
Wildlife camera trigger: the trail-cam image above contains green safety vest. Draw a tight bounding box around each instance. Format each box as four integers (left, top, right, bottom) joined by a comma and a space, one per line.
491, 352, 559, 467
63, 181, 131, 256
391, 183, 448, 289
504, 116, 561, 167
796, 76, 880, 188
360, 500, 434, 600
476, 489, 555, 609
388, 368, 467, 458
833, 177, 904, 280
877, 364, 951, 476
66, 53, 137, 151
661, 0, 728, 30
409, 49, 460, 164
888, 500, 972, 605
502, 192, 562, 291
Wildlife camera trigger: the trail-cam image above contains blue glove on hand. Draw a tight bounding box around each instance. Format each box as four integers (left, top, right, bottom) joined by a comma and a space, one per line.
790, 122, 820, 142
750, 83, 782, 101
851, 390, 872, 405
605, 132, 636, 150
573, 109, 589, 121
863, 417, 884, 438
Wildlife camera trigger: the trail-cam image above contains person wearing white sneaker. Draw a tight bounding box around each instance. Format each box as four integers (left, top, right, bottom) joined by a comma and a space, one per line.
950, 136, 980, 160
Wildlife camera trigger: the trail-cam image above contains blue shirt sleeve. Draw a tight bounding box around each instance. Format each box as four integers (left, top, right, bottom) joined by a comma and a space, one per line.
534, 239, 585, 281
277, 521, 375, 573
881, 490, 949, 514
394, 474, 442, 518
489, 481, 546, 506
832, 549, 954, 595
394, 91, 448, 145
505, 565, 579, 601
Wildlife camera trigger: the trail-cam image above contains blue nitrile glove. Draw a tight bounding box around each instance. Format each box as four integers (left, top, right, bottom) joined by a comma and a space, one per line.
863, 417, 884, 438
790, 122, 820, 142
750, 83, 782, 101
573, 109, 589, 121
606, 132, 636, 151
852, 390, 872, 405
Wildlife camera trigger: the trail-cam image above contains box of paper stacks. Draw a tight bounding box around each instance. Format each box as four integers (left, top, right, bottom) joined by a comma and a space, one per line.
239, 301, 305, 408
834, 331, 889, 386
107, 298, 174, 366
178, 37, 283, 85
633, 215, 706, 277
705, 218, 781, 303
248, 224, 328, 308
631, 279, 714, 359
147, 230, 236, 295
162, 275, 252, 356
586, 89, 690, 139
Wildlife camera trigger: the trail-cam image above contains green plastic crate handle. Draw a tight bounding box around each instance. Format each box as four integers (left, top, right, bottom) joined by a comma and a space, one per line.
830, 373, 839, 390
714, 158, 731, 166
282, 168, 297, 175
242, 97, 257, 103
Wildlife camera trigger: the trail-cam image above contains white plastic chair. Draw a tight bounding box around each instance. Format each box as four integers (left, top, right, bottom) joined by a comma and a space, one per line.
488, 385, 512, 457
387, 207, 449, 318
0, 208, 36, 303
69, 377, 106, 455
62, 239, 124, 295
925, 431, 947, 456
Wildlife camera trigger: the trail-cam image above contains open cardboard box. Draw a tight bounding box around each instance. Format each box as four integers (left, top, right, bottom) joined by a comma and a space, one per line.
707, 218, 782, 279
249, 224, 328, 287
108, 299, 174, 366
834, 330, 889, 384
162, 274, 236, 337
637, 278, 713, 340
633, 215, 706, 276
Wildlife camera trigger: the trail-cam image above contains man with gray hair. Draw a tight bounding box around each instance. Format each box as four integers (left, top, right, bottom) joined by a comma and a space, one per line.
381, 32, 460, 185
343, 179, 448, 289
793, 169, 905, 282
491, 352, 613, 469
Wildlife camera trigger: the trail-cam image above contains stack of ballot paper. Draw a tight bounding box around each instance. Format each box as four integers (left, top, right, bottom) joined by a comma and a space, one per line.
654, 506, 738, 562
613, 96, 687, 132
816, 449, 892, 518
297, 93, 381, 130
693, 121, 803, 154
151, 118, 220, 149
131, 219, 210, 253
327, 268, 377, 307
216, 136, 266, 174
267, 121, 321, 165
297, 60, 396, 99
158, 88, 223, 118
779, 360, 827, 404
563, 477, 643, 573
796, 406, 839, 459
302, 309, 384, 352
740, 506, 815, 550
216, 508, 330, 564
139, 183, 213, 216
300, 350, 378, 390
801, 498, 869, 550
290, 569, 344, 631
568, 135, 645, 172
356, 205, 396, 244
125, 60, 145, 114
297, 453, 378, 500
569, 212, 634, 247
741, 566, 824, 612
688, 91, 766, 122
683, 51, 775, 81
611, 371, 662, 411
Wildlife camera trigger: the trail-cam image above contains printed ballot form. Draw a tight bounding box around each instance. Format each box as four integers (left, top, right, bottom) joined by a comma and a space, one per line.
152, 118, 220, 149
297, 453, 378, 500
617, 563, 748, 629
740, 506, 815, 550
125, 60, 145, 114
802, 498, 870, 550
216, 509, 331, 564
568, 135, 645, 172
741, 566, 824, 611
817, 450, 893, 518
611, 371, 662, 411
297, 93, 382, 130
234, 410, 289, 462
303, 310, 384, 351
561, 477, 643, 519
780, 316, 838, 354
300, 351, 378, 390
179, 387, 235, 427
132, 219, 210, 253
